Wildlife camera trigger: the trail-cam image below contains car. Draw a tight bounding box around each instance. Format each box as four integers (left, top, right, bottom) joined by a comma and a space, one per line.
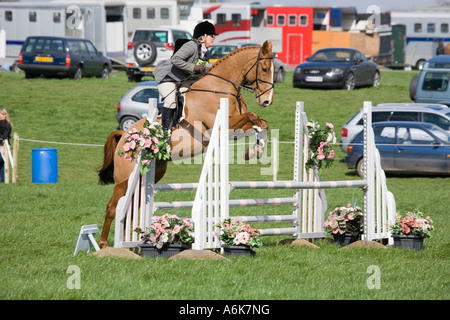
293, 47, 380, 90
125, 27, 192, 82
409, 55, 450, 106
116, 81, 163, 130
18, 36, 111, 80
345, 121, 450, 177
339, 103, 450, 151
208, 43, 286, 83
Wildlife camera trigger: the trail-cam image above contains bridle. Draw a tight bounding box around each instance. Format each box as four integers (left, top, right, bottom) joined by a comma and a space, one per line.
188, 46, 274, 113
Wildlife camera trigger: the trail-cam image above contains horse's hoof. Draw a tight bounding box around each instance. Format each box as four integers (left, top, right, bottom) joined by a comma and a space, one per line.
99, 241, 108, 249
244, 147, 255, 160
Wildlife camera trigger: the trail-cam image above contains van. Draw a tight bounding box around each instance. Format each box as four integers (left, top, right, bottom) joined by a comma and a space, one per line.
410, 55, 450, 106
18, 36, 111, 80
339, 103, 450, 151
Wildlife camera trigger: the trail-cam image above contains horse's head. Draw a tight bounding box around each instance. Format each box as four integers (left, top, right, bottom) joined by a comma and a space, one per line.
245, 41, 274, 107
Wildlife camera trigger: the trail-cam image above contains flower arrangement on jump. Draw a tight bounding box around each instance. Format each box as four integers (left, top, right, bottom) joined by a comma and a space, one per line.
389, 209, 434, 238
305, 120, 336, 171
117, 119, 171, 174
214, 217, 262, 248
324, 204, 364, 236
134, 214, 194, 249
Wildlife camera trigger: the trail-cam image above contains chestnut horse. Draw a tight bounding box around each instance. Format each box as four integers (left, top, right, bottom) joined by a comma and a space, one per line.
97, 41, 275, 248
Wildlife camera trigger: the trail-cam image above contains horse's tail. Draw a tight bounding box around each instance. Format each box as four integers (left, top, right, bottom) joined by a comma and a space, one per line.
98, 130, 124, 185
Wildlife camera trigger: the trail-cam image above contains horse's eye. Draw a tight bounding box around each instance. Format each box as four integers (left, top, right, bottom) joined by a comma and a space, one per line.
262, 68, 269, 73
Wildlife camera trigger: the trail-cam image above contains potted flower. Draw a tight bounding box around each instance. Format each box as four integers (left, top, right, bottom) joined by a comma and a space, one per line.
117, 119, 171, 174
389, 209, 434, 251
305, 120, 336, 172
135, 213, 194, 257
214, 217, 262, 256
324, 204, 364, 246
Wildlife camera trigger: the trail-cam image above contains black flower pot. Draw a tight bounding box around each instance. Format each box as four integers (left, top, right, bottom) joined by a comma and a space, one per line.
222, 245, 256, 257
392, 235, 424, 251
333, 233, 361, 246
138, 243, 190, 258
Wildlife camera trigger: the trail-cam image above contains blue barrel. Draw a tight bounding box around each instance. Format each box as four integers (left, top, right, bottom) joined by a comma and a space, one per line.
32, 148, 58, 183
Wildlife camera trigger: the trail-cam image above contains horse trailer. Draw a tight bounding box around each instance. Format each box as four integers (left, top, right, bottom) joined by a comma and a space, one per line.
0, 0, 128, 68
391, 11, 450, 69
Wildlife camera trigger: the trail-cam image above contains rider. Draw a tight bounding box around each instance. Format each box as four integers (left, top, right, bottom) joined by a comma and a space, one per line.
154, 21, 217, 132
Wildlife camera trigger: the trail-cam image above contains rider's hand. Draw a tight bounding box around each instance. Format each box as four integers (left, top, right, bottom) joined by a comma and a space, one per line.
193, 65, 207, 73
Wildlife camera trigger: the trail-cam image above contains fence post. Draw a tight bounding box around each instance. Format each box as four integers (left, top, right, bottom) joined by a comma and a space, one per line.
293, 101, 304, 238
363, 101, 374, 241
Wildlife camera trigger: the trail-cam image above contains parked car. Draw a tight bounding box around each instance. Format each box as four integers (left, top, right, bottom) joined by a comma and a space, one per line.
116, 81, 163, 131
345, 121, 450, 177
293, 48, 380, 90
125, 27, 192, 82
409, 55, 450, 106
339, 103, 450, 151
208, 43, 286, 83
18, 36, 111, 80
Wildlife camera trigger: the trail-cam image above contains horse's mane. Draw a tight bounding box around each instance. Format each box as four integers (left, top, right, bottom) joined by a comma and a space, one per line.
207, 45, 260, 73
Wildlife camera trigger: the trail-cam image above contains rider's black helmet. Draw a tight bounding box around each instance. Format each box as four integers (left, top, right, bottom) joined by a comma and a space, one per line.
193, 21, 218, 39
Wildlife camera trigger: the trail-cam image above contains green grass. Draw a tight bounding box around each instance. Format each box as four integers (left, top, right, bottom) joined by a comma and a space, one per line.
0, 70, 449, 300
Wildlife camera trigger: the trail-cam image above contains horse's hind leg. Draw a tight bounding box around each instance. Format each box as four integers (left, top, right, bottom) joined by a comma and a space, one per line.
98, 180, 128, 248
229, 112, 269, 159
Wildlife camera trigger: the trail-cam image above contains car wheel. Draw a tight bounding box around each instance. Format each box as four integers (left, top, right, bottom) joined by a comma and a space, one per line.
416, 59, 425, 70
275, 68, 285, 83
409, 75, 419, 101
120, 116, 139, 131
100, 66, 109, 79
356, 158, 364, 178
134, 41, 157, 66
372, 71, 380, 87
344, 72, 355, 90
73, 67, 82, 80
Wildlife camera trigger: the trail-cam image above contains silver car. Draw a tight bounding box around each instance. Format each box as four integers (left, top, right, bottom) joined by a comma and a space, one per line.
125, 27, 192, 82
116, 81, 163, 130
339, 103, 450, 151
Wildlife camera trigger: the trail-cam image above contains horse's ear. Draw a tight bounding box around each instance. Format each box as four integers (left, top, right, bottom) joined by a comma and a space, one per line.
262, 41, 272, 55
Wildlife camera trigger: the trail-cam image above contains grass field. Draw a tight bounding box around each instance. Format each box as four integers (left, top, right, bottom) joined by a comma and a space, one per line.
0, 70, 449, 301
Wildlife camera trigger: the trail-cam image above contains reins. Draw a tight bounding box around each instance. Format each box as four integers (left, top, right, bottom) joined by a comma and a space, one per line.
188, 46, 274, 114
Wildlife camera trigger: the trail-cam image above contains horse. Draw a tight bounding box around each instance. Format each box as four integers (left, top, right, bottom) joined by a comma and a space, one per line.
97, 41, 275, 248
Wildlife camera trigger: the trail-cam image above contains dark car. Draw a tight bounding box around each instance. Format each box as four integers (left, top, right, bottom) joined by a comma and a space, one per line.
346, 121, 450, 177
18, 36, 111, 80
116, 81, 163, 130
293, 48, 380, 90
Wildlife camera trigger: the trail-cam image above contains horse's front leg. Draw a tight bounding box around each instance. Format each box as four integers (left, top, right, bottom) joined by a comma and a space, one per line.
228, 112, 269, 160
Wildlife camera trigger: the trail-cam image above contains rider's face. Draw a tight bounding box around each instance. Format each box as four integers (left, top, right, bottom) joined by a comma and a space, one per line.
205, 34, 215, 48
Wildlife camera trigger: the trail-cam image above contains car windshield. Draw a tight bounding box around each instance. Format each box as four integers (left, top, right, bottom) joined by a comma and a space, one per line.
208, 45, 238, 59
134, 30, 168, 43
310, 49, 352, 62
427, 125, 450, 144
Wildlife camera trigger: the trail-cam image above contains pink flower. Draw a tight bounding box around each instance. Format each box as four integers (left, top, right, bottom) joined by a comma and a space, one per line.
182, 217, 193, 228
142, 159, 150, 165
130, 128, 138, 133
123, 142, 130, 152
152, 136, 159, 144
326, 122, 334, 130
347, 212, 355, 220
172, 225, 181, 234
143, 138, 152, 148
142, 128, 150, 136
327, 150, 335, 159
129, 140, 136, 150
131, 134, 140, 141
317, 153, 325, 160
124, 154, 132, 161
151, 145, 159, 154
